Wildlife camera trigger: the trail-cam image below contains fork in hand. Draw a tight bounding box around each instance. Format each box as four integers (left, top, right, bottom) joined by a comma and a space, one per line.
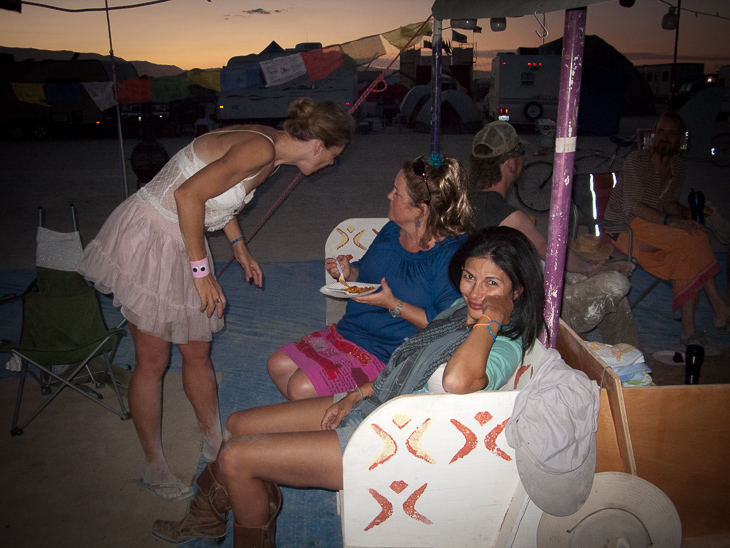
333, 258, 350, 288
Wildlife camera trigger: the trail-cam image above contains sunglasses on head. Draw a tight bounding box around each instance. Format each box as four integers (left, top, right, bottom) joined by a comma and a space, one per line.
412, 156, 432, 204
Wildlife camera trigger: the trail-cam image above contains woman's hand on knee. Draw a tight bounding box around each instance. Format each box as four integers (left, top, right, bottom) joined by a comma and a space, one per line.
321, 394, 357, 430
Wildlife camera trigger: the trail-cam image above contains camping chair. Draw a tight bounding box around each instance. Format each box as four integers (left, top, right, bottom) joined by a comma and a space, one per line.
582, 172, 664, 309
1, 206, 131, 436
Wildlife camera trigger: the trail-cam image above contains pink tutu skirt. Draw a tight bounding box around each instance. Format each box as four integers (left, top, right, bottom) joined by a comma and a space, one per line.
78, 194, 224, 344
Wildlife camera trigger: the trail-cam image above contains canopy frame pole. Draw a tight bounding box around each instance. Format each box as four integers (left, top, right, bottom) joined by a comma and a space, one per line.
104, 0, 128, 199
542, 7, 587, 347
430, 18, 443, 155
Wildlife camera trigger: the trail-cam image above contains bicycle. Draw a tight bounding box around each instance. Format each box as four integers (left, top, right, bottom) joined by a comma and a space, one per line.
516, 135, 635, 213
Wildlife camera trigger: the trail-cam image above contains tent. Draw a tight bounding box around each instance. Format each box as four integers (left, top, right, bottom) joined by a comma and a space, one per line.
401, 85, 483, 133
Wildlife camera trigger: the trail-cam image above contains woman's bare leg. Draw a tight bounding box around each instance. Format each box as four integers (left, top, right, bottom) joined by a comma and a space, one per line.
179, 340, 222, 461
128, 322, 189, 497
266, 350, 318, 401
219, 396, 343, 526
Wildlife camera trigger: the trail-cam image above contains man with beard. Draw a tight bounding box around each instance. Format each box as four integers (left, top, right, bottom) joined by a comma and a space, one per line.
605, 112, 729, 352
470, 122, 640, 347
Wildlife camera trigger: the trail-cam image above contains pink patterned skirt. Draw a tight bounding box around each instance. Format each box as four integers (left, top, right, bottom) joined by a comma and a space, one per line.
279, 325, 387, 396
78, 194, 223, 344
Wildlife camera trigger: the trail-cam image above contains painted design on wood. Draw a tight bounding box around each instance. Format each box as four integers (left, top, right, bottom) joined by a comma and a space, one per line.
484, 418, 511, 461
512, 363, 532, 389
449, 419, 478, 463
364, 482, 433, 530
359, 405, 514, 533
364, 488, 393, 530
367, 423, 398, 470
405, 418, 437, 464
334, 224, 381, 251
392, 412, 411, 429
403, 483, 432, 524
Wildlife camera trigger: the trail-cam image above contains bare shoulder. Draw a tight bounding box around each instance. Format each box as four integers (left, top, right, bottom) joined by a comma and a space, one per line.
197, 124, 277, 168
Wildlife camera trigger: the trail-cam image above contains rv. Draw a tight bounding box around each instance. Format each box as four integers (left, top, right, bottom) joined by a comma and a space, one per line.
486, 50, 561, 124
217, 42, 357, 123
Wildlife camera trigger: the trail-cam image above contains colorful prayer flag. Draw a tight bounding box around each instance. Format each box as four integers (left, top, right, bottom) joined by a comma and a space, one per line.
219, 63, 263, 93
300, 45, 343, 82
340, 35, 387, 67
151, 73, 191, 102
260, 54, 307, 87
188, 69, 221, 92
44, 83, 82, 104
12, 83, 48, 106
382, 21, 433, 50
82, 82, 117, 111
117, 78, 152, 104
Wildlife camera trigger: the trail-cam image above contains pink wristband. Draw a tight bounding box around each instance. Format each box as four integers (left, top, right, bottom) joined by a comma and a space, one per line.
190, 258, 210, 278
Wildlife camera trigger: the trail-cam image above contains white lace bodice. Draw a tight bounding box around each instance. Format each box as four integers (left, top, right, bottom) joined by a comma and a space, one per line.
137, 130, 274, 232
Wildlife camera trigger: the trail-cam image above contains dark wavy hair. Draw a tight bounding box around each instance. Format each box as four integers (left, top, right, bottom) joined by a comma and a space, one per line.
448, 226, 546, 355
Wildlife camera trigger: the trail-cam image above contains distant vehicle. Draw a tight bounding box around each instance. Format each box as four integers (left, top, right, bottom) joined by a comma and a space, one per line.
120, 102, 182, 138
0, 56, 137, 139
217, 42, 357, 123
486, 51, 561, 124
672, 80, 716, 110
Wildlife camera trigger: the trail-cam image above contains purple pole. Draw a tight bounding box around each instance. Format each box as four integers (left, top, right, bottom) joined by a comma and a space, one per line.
542, 8, 586, 347
430, 18, 443, 155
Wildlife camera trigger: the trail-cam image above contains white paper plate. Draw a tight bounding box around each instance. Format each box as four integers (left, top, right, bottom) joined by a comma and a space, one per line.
652, 350, 685, 365
320, 281, 380, 299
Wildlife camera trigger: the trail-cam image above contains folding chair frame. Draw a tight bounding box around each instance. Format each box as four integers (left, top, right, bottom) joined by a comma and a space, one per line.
9, 318, 131, 436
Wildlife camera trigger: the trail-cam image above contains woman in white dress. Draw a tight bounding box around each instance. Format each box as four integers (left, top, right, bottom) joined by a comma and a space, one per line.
78, 98, 355, 501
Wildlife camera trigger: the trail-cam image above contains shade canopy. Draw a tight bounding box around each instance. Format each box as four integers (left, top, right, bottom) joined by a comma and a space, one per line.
431, 0, 610, 19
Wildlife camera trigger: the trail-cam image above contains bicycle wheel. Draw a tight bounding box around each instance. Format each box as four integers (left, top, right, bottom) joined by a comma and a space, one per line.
517, 161, 554, 212
711, 133, 730, 167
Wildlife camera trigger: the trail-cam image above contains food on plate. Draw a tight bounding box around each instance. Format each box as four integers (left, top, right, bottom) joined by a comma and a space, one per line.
346, 285, 374, 294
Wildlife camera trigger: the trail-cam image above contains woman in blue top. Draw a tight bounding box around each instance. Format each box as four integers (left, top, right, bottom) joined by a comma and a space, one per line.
152, 227, 546, 547
268, 155, 473, 400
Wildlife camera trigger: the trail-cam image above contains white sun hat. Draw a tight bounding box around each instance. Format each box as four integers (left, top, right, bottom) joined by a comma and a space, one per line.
537, 471, 682, 548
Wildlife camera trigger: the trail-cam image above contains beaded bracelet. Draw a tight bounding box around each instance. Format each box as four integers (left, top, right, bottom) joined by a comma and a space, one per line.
190, 258, 211, 278
230, 237, 244, 245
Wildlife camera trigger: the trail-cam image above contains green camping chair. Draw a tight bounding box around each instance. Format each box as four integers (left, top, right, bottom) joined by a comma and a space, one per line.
1, 208, 131, 436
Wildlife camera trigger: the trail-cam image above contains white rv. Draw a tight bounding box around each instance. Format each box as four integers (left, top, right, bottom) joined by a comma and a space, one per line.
486, 51, 561, 124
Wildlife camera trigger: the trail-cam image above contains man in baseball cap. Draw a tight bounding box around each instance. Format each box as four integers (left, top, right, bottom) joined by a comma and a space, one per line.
471, 121, 528, 159
468, 121, 640, 347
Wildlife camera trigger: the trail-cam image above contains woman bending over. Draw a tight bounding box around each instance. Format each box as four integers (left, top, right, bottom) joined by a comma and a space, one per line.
78, 98, 354, 501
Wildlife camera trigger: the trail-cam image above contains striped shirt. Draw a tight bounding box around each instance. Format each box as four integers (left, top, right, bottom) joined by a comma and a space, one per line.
604, 147, 684, 234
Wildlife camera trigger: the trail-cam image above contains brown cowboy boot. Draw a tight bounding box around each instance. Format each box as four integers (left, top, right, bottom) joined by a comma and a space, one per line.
233, 481, 282, 548
152, 463, 231, 544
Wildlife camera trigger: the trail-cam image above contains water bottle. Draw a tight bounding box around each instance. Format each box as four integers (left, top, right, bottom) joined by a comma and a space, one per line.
688, 188, 705, 224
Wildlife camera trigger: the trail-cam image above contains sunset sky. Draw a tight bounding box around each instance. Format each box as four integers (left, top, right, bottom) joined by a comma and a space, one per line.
1, 0, 729, 73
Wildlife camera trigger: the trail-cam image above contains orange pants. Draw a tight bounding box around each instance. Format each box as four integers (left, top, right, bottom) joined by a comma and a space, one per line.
615, 218, 720, 312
